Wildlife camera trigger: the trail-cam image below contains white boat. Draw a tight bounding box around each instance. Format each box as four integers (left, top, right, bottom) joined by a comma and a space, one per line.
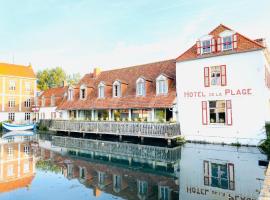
2, 122, 36, 131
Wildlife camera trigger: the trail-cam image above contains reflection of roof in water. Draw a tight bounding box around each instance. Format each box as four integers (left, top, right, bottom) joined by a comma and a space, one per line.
0, 175, 35, 193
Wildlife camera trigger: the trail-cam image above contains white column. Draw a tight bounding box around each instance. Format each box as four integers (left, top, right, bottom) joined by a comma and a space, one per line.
151, 108, 155, 122
76, 110, 79, 120
91, 110, 95, 121
2, 77, 5, 111
128, 109, 132, 121
18, 143, 21, 177
108, 109, 112, 121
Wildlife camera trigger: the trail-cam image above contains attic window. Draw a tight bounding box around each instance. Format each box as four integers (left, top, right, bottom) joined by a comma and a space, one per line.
51, 95, 55, 106
136, 78, 146, 96
156, 75, 168, 95
68, 88, 74, 101
42, 96, 45, 107
202, 40, 211, 54
80, 86, 87, 100
113, 81, 121, 97
222, 36, 233, 50
98, 82, 105, 98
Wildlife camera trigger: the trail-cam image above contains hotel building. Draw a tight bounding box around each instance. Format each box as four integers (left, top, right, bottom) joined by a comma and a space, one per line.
176, 24, 270, 145
57, 60, 177, 123
0, 63, 36, 123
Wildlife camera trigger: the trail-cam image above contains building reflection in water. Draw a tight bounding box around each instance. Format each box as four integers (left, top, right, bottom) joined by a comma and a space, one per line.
0, 133, 37, 193
39, 135, 181, 200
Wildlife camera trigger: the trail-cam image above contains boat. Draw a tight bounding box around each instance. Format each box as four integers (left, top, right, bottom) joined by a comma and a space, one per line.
2, 122, 36, 131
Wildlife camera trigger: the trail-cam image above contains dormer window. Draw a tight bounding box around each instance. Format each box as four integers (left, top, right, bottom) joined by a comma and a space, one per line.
51, 95, 55, 106
113, 81, 121, 97
136, 77, 146, 96
80, 85, 87, 100
68, 88, 74, 101
218, 30, 237, 51
202, 40, 211, 54
98, 82, 105, 98
222, 36, 233, 50
41, 96, 45, 107
156, 75, 168, 95
197, 35, 215, 55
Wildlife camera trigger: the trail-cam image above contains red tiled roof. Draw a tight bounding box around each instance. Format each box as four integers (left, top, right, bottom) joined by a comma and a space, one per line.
58, 59, 176, 110
39, 86, 68, 107
176, 24, 264, 62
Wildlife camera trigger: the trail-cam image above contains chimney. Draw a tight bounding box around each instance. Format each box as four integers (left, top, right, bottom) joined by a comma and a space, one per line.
93, 67, 102, 78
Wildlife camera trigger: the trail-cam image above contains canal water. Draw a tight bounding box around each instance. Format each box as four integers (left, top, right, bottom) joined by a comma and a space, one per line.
0, 131, 267, 200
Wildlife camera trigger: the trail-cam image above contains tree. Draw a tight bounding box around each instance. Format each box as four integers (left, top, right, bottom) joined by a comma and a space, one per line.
37, 67, 67, 90
67, 73, 81, 86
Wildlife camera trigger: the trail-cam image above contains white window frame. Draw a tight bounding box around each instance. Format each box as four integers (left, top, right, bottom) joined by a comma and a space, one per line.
25, 82, 31, 92
113, 81, 121, 98
209, 100, 226, 124
201, 39, 212, 54
8, 113, 15, 121
25, 112, 31, 121
24, 98, 31, 108
156, 75, 168, 95
8, 146, 13, 159
9, 80, 16, 91
219, 30, 235, 51
136, 77, 146, 96
51, 95, 55, 106
222, 35, 233, 51
41, 96, 45, 107
98, 82, 105, 98
68, 87, 74, 101
80, 85, 87, 100
8, 97, 16, 108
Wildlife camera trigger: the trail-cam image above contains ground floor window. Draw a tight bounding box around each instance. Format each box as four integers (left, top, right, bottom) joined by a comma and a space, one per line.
23, 161, 30, 173
159, 186, 170, 200
202, 100, 232, 125
204, 160, 235, 190
97, 110, 109, 120
113, 109, 129, 121
137, 180, 148, 197
8, 113, 15, 121
79, 166, 86, 180
131, 109, 151, 122
25, 112, 31, 121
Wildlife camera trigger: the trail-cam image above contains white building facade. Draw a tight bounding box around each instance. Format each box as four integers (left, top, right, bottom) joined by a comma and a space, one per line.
176, 24, 270, 145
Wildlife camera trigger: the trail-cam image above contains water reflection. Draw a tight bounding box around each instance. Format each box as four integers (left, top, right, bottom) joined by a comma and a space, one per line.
0, 132, 268, 200
0, 132, 37, 193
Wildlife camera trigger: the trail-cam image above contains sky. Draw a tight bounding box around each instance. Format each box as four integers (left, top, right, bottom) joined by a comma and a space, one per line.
0, 0, 269, 75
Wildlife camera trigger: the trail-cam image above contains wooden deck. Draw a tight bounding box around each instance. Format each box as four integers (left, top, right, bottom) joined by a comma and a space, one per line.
52, 135, 181, 163
39, 120, 181, 140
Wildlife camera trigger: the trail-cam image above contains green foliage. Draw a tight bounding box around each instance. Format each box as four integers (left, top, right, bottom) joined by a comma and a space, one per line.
67, 73, 81, 86
176, 136, 186, 144
231, 142, 241, 147
36, 160, 61, 173
38, 125, 48, 131
0, 122, 2, 131
260, 124, 270, 155
37, 67, 66, 90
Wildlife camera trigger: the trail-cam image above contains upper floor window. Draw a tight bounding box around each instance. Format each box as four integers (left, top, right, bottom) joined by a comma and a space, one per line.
80, 85, 87, 100
204, 65, 227, 87
25, 82, 31, 92
218, 30, 237, 51
136, 78, 146, 96
222, 36, 233, 51
9, 80, 16, 90
137, 180, 148, 196
156, 75, 168, 95
202, 40, 211, 54
113, 81, 121, 97
8, 97, 15, 108
68, 88, 74, 101
51, 95, 55, 106
24, 98, 31, 107
98, 82, 105, 98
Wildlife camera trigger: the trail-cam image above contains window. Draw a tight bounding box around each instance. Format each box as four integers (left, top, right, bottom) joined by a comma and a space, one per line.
204, 161, 235, 190
68, 88, 74, 100
113, 175, 122, 192
98, 172, 106, 185
51, 95, 55, 106
8, 98, 15, 108
24, 98, 31, 107
202, 100, 232, 125
222, 36, 233, 50
8, 146, 13, 158
137, 180, 148, 196
25, 82, 31, 92
202, 40, 211, 54
79, 167, 86, 180
23, 161, 30, 173
8, 113, 15, 121
7, 165, 14, 176
204, 65, 227, 87
113, 81, 121, 97
98, 82, 105, 98
80, 85, 87, 100
24, 145, 30, 155
136, 78, 146, 96
25, 112, 31, 121
42, 96, 45, 107
159, 186, 170, 200
209, 100, 226, 124
9, 80, 16, 90
67, 164, 73, 178
156, 75, 168, 95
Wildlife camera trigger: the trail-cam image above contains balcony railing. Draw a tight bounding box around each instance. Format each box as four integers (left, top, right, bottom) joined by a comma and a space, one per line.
39, 119, 181, 139
52, 136, 181, 162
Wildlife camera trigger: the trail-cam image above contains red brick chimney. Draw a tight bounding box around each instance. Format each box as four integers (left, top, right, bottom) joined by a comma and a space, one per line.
93, 67, 102, 78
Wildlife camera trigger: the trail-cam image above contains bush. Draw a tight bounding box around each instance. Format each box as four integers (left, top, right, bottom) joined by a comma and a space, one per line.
260, 124, 270, 155
38, 125, 48, 131
176, 136, 186, 144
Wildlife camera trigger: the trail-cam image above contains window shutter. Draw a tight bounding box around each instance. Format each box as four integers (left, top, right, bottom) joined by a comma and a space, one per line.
228, 163, 235, 190
233, 34, 238, 49
204, 67, 210, 87
220, 65, 227, 86
196, 41, 201, 55
202, 101, 208, 125
217, 37, 222, 52
226, 100, 233, 125
203, 161, 210, 186
211, 38, 216, 52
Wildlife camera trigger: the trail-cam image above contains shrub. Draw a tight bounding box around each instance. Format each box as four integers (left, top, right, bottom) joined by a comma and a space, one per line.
260, 123, 270, 155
